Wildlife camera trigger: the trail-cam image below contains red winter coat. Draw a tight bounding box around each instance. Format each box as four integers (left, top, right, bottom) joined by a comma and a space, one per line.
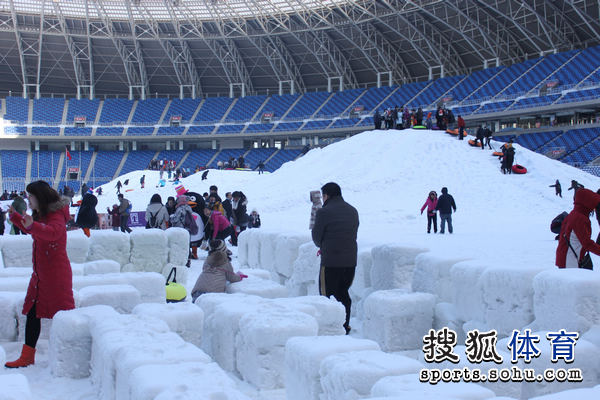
10, 197, 75, 318
421, 197, 438, 216
457, 117, 466, 128
556, 189, 600, 268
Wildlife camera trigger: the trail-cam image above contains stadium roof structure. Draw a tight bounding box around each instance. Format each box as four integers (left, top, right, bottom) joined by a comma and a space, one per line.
0, 0, 598, 98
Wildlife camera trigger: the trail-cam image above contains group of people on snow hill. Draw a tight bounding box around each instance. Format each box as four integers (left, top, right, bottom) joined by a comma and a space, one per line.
420, 187, 457, 234
217, 156, 247, 170
374, 106, 425, 130
1, 190, 28, 200
106, 193, 132, 233
498, 140, 516, 174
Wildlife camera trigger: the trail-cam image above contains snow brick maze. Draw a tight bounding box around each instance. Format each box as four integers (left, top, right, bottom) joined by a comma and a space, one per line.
235, 228, 600, 399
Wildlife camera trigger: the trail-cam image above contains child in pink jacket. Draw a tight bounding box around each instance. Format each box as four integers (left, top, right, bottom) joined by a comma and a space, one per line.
203, 208, 233, 240
420, 191, 438, 234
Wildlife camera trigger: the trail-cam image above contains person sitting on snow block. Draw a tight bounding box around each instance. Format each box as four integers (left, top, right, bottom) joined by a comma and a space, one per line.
556, 188, 600, 270
191, 239, 246, 302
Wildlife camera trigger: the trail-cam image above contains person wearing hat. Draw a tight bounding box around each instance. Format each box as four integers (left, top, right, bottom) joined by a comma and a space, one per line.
170, 195, 199, 267
231, 191, 249, 246
556, 188, 600, 269
145, 194, 169, 230
191, 239, 246, 301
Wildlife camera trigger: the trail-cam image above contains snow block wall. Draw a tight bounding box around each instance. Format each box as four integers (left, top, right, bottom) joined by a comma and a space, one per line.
363, 290, 435, 351
532, 269, 600, 332
370, 245, 429, 291
0, 291, 22, 341
318, 350, 423, 400
370, 374, 496, 399
0, 235, 33, 268
196, 293, 357, 387
285, 336, 381, 400
88, 230, 132, 266
132, 303, 203, 347
0, 374, 32, 400
165, 227, 190, 266
66, 230, 90, 263
49, 305, 120, 378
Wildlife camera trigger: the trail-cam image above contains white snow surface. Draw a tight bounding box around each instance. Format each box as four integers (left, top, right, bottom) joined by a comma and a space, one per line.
3, 129, 600, 399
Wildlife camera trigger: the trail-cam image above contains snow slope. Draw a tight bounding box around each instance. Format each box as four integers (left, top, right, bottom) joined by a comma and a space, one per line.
89, 129, 600, 269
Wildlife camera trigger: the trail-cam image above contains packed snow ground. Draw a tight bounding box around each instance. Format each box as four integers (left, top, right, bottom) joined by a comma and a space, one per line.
90, 128, 600, 268
2, 128, 600, 399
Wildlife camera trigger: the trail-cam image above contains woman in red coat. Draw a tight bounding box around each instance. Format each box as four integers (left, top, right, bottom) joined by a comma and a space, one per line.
5, 181, 75, 368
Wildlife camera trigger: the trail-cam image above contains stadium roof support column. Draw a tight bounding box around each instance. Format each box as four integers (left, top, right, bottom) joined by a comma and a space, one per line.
246, 35, 305, 94
94, 0, 147, 98
125, 1, 149, 99
377, 71, 392, 88
53, 1, 95, 100
9, 0, 44, 98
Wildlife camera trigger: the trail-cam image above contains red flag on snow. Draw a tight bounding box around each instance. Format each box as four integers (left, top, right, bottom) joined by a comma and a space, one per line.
65, 146, 72, 161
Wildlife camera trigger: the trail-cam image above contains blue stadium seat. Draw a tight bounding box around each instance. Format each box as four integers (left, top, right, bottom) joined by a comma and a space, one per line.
131, 98, 169, 124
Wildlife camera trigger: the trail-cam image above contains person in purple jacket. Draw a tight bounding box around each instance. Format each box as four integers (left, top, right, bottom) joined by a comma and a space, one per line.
203, 207, 233, 241
420, 191, 438, 234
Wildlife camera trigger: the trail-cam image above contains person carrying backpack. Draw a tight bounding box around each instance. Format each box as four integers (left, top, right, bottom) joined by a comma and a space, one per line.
145, 194, 169, 230
170, 195, 200, 266
117, 194, 132, 233
556, 188, 600, 269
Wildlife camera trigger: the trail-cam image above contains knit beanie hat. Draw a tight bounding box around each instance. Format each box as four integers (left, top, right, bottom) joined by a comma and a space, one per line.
209, 239, 227, 253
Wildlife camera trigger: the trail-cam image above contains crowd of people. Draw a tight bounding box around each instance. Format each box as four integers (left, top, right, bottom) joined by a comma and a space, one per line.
0, 190, 28, 201
217, 156, 248, 170
374, 106, 458, 131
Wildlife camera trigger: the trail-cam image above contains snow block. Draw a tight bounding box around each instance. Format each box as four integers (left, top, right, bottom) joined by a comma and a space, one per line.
363, 290, 435, 351
0, 374, 32, 400
276, 296, 346, 336
0, 235, 33, 268
0, 344, 4, 366
480, 266, 543, 337
0, 277, 29, 292
72, 272, 164, 304
286, 242, 320, 297
89, 314, 179, 400
236, 229, 250, 267
350, 249, 373, 300
0, 292, 22, 341
434, 302, 465, 343
246, 229, 262, 269
370, 244, 428, 291
78, 284, 141, 313
370, 374, 495, 399
132, 302, 203, 347
88, 230, 131, 266
285, 336, 380, 400
258, 231, 280, 274
238, 268, 271, 281
165, 227, 190, 267
529, 386, 600, 400
319, 350, 423, 400
226, 277, 288, 299
274, 233, 311, 278
412, 252, 469, 302
505, 334, 600, 399
83, 260, 121, 275
114, 335, 210, 400
532, 269, 600, 332
66, 229, 90, 263
129, 229, 169, 274
0, 268, 32, 278
236, 309, 318, 389
451, 260, 488, 322
70, 263, 85, 276
129, 362, 250, 400
49, 305, 119, 378
199, 294, 269, 373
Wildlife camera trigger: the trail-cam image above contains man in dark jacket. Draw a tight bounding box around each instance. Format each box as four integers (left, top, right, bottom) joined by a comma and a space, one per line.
231, 191, 249, 246
117, 194, 132, 233
311, 182, 359, 334
222, 192, 233, 222
550, 180, 562, 198
476, 126, 485, 148
373, 110, 382, 130
457, 116, 466, 140
435, 187, 457, 234
483, 126, 493, 149
416, 107, 423, 126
